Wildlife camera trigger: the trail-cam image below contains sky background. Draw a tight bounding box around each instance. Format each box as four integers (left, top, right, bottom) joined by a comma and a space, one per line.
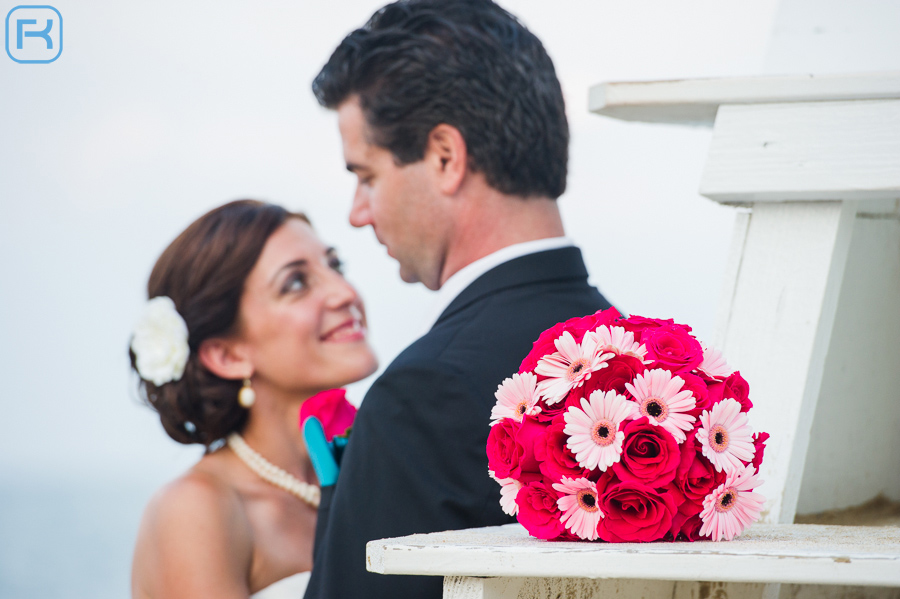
0, 1, 788, 597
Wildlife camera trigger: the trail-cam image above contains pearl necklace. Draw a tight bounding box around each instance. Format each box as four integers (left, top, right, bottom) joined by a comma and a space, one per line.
226, 433, 320, 509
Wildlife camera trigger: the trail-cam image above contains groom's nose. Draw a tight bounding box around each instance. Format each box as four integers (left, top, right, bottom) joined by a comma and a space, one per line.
349, 188, 373, 229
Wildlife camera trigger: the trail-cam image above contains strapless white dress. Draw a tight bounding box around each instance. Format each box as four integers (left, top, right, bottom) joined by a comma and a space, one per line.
250, 572, 310, 599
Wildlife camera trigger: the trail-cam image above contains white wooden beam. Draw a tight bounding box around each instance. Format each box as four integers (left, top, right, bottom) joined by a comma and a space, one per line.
699, 100, 900, 204
713, 201, 857, 524
367, 523, 900, 587
796, 202, 900, 513
589, 72, 900, 126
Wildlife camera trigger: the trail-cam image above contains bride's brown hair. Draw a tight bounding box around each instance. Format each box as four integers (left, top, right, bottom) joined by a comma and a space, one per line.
130, 200, 310, 447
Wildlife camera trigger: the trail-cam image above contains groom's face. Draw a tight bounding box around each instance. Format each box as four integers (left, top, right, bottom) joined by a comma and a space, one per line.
337, 98, 452, 290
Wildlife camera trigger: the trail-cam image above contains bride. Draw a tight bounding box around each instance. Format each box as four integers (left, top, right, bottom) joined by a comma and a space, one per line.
129, 200, 378, 598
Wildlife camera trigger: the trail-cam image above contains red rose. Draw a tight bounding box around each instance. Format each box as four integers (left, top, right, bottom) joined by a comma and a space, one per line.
582, 307, 623, 329
299, 388, 357, 441
519, 308, 622, 372
534, 396, 569, 423
552, 530, 582, 541
516, 480, 564, 539
668, 511, 703, 542
751, 432, 769, 471
535, 417, 589, 482
674, 430, 726, 505
613, 417, 681, 487
582, 355, 645, 397
707, 371, 752, 412
513, 416, 546, 478
643, 325, 704, 373
487, 416, 548, 479
487, 418, 520, 479
621, 315, 683, 343
679, 372, 711, 417
597, 481, 678, 542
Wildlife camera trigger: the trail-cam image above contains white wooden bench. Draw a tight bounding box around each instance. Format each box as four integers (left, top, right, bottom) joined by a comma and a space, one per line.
368, 523, 900, 598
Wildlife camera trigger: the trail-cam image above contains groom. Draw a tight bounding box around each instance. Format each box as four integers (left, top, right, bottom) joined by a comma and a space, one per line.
305, 1, 612, 597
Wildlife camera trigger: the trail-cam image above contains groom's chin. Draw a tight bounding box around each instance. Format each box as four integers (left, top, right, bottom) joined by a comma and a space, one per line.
397, 264, 423, 286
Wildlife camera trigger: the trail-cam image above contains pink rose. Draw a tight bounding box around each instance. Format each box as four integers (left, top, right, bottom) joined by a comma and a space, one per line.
516, 480, 564, 539
519, 308, 622, 372
751, 432, 769, 471
299, 388, 357, 441
597, 481, 678, 542
535, 417, 589, 482
613, 417, 681, 487
707, 371, 752, 412
674, 430, 725, 506
643, 325, 704, 373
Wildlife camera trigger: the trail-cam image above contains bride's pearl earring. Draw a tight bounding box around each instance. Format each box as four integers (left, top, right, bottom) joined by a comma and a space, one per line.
238, 378, 256, 408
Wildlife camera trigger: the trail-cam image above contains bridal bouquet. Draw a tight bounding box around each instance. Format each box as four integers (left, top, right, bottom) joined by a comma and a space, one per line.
487, 308, 768, 543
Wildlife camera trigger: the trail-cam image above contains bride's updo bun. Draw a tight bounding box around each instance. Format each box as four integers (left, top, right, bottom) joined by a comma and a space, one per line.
130, 200, 309, 446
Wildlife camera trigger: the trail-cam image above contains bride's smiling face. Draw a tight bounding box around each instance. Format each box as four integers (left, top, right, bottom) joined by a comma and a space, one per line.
235, 218, 377, 395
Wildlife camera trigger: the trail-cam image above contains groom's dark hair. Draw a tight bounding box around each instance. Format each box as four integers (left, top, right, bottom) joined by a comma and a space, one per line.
313, 0, 568, 199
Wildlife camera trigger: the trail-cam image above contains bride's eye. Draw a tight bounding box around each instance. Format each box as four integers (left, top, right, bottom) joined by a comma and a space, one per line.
282, 271, 308, 294
328, 256, 345, 275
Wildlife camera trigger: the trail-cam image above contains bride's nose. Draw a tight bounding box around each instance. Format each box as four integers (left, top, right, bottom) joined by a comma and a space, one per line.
323, 270, 360, 310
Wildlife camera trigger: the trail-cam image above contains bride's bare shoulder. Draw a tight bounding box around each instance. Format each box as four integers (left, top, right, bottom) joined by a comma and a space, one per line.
132, 455, 252, 599
151, 461, 246, 526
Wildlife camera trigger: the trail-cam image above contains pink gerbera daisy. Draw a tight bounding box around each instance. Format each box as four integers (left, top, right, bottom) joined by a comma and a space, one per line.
490, 372, 541, 425
552, 476, 603, 541
624, 369, 696, 443
564, 390, 636, 471
591, 325, 648, 361
698, 398, 755, 473
489, 470, 523, 516
700, 464, 765, 541
697, 343, 734, 380
535, 331, 613, 404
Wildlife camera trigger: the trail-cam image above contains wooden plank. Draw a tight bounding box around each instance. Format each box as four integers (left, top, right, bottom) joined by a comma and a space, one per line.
442, 577, 680, 599
367, 524, 900, 587
589, 72, 900, 126
442, 577, 753, 599
699, 100, 900, 204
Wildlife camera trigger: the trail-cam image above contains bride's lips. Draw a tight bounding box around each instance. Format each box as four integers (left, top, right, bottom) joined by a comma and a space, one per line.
320, 317, 366, 342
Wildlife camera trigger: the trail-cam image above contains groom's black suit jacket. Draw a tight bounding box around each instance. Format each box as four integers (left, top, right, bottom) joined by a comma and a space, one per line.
304, 247, 612, 599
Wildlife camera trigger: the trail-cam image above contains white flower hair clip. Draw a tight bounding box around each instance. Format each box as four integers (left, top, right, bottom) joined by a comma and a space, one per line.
131, 296, 190, 386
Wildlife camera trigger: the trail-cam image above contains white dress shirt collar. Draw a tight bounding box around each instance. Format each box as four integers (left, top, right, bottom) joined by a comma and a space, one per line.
420, 236, 573, 333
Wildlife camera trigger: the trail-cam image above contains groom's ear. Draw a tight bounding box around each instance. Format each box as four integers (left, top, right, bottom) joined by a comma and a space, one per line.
425, 123, 467, 196
197, 337, 252, 381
